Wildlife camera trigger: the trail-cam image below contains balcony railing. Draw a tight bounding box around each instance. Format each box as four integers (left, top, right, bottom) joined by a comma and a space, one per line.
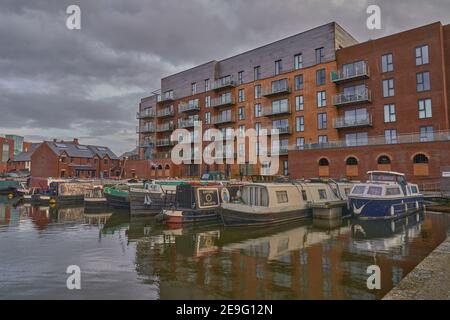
269, 147, 289, 156
179, 102, 200, 113
179, 119, 201, 128
212, 77, 236, 91
331, 61, 370, 84
333, 115, 373, 129
295, 130, 450, 151
265, 126, 292, 135
153, 152, 171, 159
263, 105, 291, 117
140, 139, 154, 147
157, 93, 176, 103
155, 138, 174, 147
211, 96, 236, 108
136, 109, 156, 119
333, 88, 371, 107
137, 124, 156, 133
156, 107, 174, 118
263, 81, 291, 97
213, 114, 235, 125
156, 123, 174, 132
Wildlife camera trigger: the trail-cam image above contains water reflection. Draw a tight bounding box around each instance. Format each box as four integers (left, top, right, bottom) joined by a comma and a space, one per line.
0, 198, 449, 300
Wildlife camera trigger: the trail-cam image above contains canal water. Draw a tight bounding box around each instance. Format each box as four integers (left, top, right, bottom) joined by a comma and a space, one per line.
1, 197, 449, 300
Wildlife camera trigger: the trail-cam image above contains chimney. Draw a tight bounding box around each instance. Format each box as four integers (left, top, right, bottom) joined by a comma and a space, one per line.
73, 138, 79, 145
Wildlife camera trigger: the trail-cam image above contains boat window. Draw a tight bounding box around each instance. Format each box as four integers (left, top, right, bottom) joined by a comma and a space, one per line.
318, 189, 327, 200
301, 190, 308, 201
411, 185, 419, 194
276, 191, 288, 203
385, 187, 401, 196
352, 185, 366, 195
242, 186, 268, 206
367, 186, 383, 196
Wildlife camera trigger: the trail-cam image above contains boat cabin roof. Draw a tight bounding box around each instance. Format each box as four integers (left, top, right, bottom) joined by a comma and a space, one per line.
367, 171, 405, 177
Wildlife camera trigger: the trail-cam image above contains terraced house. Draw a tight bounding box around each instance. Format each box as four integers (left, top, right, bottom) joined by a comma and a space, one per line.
135, 21, 450, 184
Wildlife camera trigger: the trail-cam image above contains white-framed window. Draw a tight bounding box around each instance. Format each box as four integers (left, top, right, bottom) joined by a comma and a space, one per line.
238, 107, 245, 120
296, 137, 305, 150
191, 82, 197, 95
275, 60, 282, 75
418, 98, 432, 119
383, 79, 395, 97
254, 103, 262, 117
417, 72, 431, 92
205, 112, 211, 124
238, 89, 245, 102
295, 95, 304, 111
385, 129, 398, 144
296, 116, 304, 132
254, 85, 262, 99
318, 113, 327, 130
205, 95, 211, 108
204, 79, 210, 91
381, 53, 394, 72
317, 91, 326, 107
416, 45, 429, 66
384, 104, 396, 123
294, 53, 303, 70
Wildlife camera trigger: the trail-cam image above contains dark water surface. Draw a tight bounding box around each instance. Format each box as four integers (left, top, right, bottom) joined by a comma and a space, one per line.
1, 197, 449, 300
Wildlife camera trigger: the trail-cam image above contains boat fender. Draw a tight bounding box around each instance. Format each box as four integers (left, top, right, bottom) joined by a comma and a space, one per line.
7, 193, 13, 199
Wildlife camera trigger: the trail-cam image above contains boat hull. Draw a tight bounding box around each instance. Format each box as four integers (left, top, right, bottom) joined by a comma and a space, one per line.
162, 209, 219, 227
84, 197, 109, 213
129, 190, 175, 216
349, 196, 425, 220
220, 207, 312, 227
105, 193, 130, 210
53, 195, 85, 206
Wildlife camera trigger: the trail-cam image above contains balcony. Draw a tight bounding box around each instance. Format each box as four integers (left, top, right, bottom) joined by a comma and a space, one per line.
137, 124, 156, 134
156, 123, 174, 132
213, 114, 236, 125
263, 80, 291, 97
263, 105, 291, 117
179, 118, 201, 129
136, 109, 156, 119
179, 102, 200, 113
211, 96, 236, 108
333, 115, 373, 129
156, 107, 174, 118
265, 126, 292, 135
140, 139, 154, 148
153, 152, 171, 160
155, 138, 174, 147
333, 88, 372, 107
271, 147, 289, 156
331, 61, 370, 84
157, 93, 176, 104
212, 77, 236, 91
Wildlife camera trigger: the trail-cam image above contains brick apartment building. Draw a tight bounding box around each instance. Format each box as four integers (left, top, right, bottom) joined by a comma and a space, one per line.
135, 21, 450, 183
7, 143, 40, 174
30, 139, 120, 179
0, 136, 15, 174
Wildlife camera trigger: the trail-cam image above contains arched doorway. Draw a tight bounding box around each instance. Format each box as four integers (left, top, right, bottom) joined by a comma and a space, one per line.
318, 158, 330, 177
413, 153, 429, 176
164, 164, 170, 177
345, 156, 358, 178
377, 155, 392, 171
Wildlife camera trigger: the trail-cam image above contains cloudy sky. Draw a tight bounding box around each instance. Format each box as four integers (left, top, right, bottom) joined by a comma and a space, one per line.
1, 0, 449, 155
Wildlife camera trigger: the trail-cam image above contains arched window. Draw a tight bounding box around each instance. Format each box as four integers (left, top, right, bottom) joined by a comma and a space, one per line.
318, 158, 329, 166
377, 155, 391, 164
346, 157, 358, 165
164, 164, 170, 176
413, 154, 429, 164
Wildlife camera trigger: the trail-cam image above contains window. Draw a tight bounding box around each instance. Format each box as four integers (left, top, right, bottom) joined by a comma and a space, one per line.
271, 98, 289, 114
104, 159, 108, 165
238, 89, 245, 102
316, 69, 326, 86
417, 72, 431, 92
238, 107, 245, 120
383, 79, 395, 97
294, 53, 303, 70
275, 60, 282, 75
386, 187, 401, 196
296, 95, 304, 111
296, 137, 305, 150
418, 98, 432, 119
319, 158, 329, 166
238, 71, 244, 85
254, 85, 262, 99
318, 135, 328, 144
416, 45, 429, 65
205, 96, 211, 108
352, 185, 366, 195
276, 191, 288, 203
414, 153, 429, 164
346, 157, 358, 165
296, 116, 304, 132
378, 155, 391, 164
255, 123, 262, 136
283, 160, 288, 176
205, 112, 211, 124
385, 129, 398, 144
294, 75, 303, 90
315, 47, 325, 64
204, 79, 210, 91
345, 132, 368, 146
381, 53, 394, 72
272, 119, 289, 132
254, 103, 262, 117
191, 82, 197, 95
368, 186, 383, 196
254, 66, 261, 80
238, 143, 245, 157
318, 113, 327, 130
420, 126, 434, 141
344, 108, 368, 125
238, 125, 245, 138
60, 170, 65, 178
301, 190, 308, 201
318, 189, 327, 199
317, 91, 326, 107
384, 104, 396, 123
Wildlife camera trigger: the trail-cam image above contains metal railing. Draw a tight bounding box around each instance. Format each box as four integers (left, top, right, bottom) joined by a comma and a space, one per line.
136, 109, 156, 119
333, 88, 371, 106
156, 123, 174, 132
179, 118, 201, 128
263, 80, 291, 97
212, 114, 235, 125
263, 104, 291, 116
137, 124, 156, 133
212, 77, 236, 90
263, 126, 292, 135
333, 115, 373, 129
153, 152, 171, 159
211, 96, 236, 108
158, 93, 176, 103
331, 61, 370, 83
156, 138, 174, 147
296, 130, 450, 151
178, 102, 200, 113
156, 106, 174, 118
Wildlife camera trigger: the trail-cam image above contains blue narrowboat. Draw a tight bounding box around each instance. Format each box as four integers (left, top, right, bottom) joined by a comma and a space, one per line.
348, 171, 424, 220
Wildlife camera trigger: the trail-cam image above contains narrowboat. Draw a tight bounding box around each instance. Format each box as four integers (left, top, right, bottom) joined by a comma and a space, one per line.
129, 180, 184, 216
348, 171, 424, 220
162, 182, 241, 227
48, 181, 94, 206
84, 185, 108, 213
104, 183, 144, 210
0, 180, 21, 196
220, 181, 353, 227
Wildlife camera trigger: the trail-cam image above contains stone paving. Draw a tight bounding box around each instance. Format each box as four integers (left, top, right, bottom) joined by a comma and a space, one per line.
383, 235, 450, 300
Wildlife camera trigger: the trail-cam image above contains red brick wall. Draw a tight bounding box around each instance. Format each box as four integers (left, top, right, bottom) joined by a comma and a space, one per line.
289, 140, 450, 184
30, 143, 59, 178
122, 159, 179, 179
